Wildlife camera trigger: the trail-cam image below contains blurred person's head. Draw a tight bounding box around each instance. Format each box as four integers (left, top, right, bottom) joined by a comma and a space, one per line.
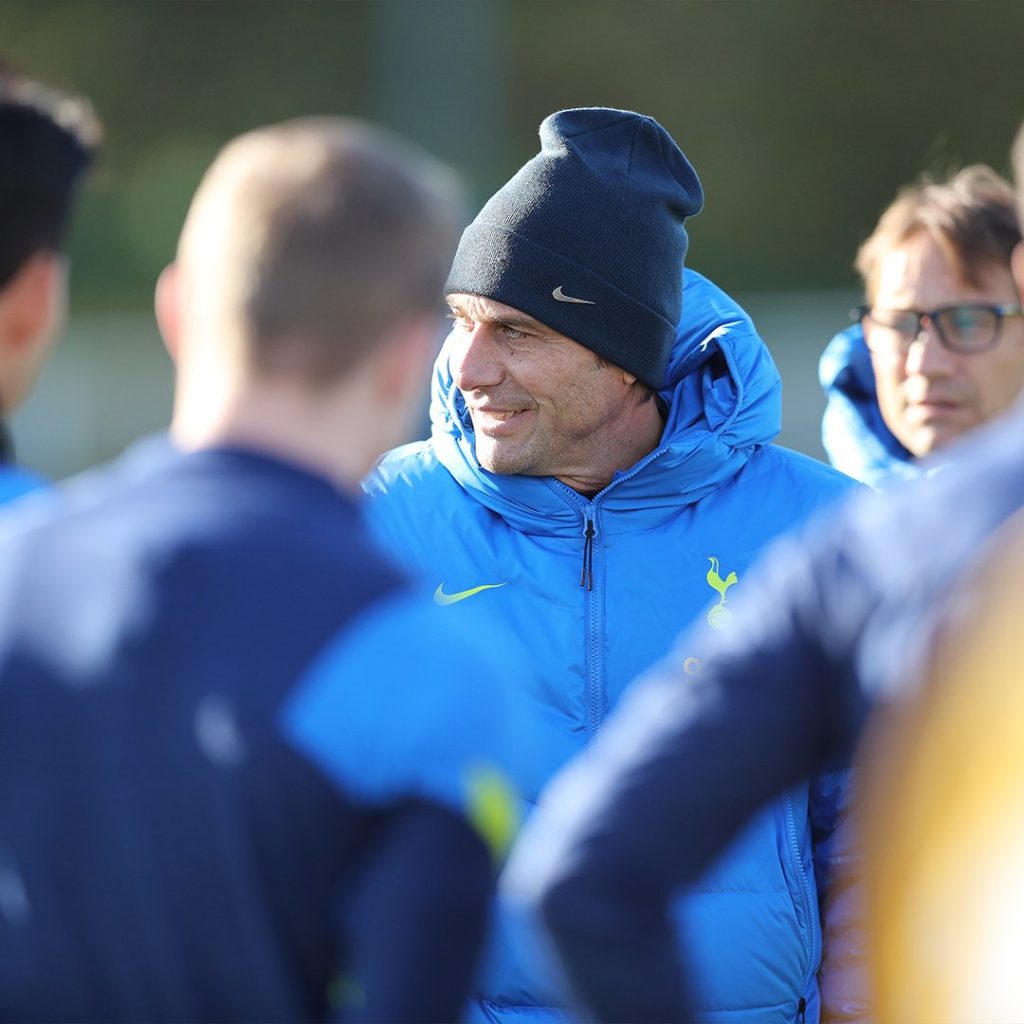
853, 166, 1023, 459
156, 117, 462, 486
442, 107, 703, 494
0, 67, 99, 416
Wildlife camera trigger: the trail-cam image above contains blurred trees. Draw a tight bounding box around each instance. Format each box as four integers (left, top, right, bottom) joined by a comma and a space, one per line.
2, 0, 1022, 309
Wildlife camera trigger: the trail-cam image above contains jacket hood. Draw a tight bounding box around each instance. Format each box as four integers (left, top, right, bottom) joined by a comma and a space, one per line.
819, 323, 917, 490
429, 268, 781, 533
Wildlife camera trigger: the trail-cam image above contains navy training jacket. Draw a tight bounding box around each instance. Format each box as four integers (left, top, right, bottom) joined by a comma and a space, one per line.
0, 443, 522, 1023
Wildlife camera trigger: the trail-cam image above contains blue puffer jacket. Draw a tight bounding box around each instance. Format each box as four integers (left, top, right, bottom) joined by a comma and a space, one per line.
818, 324, 918, 489
365, 269, 859, 1024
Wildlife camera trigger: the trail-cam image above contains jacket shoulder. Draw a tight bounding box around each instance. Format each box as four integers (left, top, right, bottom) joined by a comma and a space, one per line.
364, 440, 452, 503
363, 441, 470, 570
755, 445, 859, 491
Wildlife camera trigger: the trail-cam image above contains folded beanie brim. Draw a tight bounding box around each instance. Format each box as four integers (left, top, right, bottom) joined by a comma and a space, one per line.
445, 222, 677, 390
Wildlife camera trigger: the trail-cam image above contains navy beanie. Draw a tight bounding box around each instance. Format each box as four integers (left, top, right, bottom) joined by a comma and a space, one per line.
444, 107, 704, 390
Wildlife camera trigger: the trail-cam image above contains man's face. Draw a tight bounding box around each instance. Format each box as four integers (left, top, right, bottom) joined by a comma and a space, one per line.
869, 232, 1024, 458
445, 293, 641, 489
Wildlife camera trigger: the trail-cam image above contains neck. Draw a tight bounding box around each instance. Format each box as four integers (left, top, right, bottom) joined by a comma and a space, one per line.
555, 397, 665, 494
170, 376, 376, 494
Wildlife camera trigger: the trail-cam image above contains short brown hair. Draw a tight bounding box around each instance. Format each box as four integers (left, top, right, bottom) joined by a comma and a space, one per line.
855, 165, 1021, 301
181, 117, 463, 383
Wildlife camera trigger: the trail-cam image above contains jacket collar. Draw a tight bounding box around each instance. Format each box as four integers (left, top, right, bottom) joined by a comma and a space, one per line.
818, 323, 917, 490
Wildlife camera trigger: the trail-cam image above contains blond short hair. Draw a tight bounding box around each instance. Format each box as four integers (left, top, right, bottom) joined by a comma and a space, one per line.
180, 117, 462, 383
855, 165, 1021, 301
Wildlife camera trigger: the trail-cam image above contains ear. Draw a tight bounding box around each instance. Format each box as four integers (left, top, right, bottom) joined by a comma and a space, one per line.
154, 263, 181, 362
1013, 242, 1024, 301
0, 253, 63, 352
620, 368, 639, 387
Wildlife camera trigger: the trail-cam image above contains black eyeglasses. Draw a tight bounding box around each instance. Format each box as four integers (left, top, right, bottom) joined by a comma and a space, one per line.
852, 302, 1024, 355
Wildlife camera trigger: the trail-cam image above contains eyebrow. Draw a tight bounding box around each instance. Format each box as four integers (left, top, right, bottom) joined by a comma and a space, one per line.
447, 300, 543, 332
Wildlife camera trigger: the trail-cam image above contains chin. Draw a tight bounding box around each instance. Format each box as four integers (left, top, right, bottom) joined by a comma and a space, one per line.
474, 440, 535, 477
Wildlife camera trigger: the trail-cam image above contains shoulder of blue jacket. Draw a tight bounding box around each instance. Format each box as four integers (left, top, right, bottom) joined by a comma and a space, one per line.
747, 444, 863, 501
280, 586, 523, 860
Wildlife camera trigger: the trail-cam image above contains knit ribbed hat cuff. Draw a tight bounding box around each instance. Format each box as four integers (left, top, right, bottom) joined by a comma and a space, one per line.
445, 222, 676, 390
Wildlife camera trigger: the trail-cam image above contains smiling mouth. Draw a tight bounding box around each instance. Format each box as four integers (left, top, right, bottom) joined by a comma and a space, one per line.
471, 407, 532, 435
474, 409, 521, 420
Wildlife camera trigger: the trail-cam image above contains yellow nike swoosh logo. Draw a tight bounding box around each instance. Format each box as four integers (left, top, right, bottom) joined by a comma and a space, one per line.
433, 582, 506, 606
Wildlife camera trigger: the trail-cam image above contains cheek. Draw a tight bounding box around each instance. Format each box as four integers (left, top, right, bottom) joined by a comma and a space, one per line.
871, 354, 906, 407
974, 343, 1024, 414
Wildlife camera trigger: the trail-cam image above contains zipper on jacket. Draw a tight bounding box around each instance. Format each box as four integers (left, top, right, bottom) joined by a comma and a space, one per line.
797, 996, 806, 1023
784, 794, 821, 996
580, 518, 595, 591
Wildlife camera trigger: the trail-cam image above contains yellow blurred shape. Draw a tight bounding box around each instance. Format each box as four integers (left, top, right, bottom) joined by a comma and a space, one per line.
860, 510, 1024, 1024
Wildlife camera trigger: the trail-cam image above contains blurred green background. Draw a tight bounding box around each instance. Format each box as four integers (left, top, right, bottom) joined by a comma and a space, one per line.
4, 0, 1023, 475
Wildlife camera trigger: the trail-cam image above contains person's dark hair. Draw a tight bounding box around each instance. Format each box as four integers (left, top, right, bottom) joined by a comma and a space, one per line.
0, 66, 101, 291
856, 165, 1021, 300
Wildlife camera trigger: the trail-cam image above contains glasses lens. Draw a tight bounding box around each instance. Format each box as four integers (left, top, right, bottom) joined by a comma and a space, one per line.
863, 309, 919, 353
934, 305, 999, 352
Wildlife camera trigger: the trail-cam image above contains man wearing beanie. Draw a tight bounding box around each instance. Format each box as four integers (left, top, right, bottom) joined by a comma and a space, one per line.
0, 67, 99, 504
365, 108, 858, 1024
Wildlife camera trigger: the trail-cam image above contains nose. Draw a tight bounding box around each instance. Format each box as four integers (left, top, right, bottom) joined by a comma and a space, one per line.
904, 317, 955, 377
450, 322, 505, 393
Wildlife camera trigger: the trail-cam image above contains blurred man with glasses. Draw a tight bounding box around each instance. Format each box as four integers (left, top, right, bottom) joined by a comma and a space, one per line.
819, 167, 1022, 488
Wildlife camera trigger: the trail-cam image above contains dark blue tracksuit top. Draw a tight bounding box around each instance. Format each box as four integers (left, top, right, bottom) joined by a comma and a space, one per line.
0, 443, 522, 1023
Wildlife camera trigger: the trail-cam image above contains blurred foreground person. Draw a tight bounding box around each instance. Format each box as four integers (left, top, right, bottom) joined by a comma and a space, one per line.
859, 512, 1024, 1024
0, 67, 98, 502
365, 106, 858, 1024
819, 166, 1022, 488
511, 119, 1024, 1023
0, 118, 521, 1023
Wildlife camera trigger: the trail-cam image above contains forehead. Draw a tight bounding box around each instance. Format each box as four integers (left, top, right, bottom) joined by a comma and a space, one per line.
873, 232, 1016, 306
446, 293, 559, 333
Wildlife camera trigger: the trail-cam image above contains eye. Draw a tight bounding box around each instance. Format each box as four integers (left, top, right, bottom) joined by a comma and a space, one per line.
498, 324, 527, 341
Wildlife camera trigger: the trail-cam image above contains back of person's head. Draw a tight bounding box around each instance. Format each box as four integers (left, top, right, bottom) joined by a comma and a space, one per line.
174, 117, 462, 385
0, 63, 100, 292
856, 165, 1021, 301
